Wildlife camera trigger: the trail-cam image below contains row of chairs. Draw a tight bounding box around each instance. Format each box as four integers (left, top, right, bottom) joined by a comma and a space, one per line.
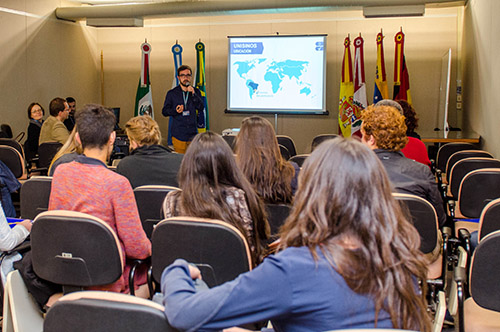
430, 142, 500, 331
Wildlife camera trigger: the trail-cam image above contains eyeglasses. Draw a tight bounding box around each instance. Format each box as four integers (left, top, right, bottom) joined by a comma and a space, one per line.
31, 109, 43, 114
178, 74, 192, 78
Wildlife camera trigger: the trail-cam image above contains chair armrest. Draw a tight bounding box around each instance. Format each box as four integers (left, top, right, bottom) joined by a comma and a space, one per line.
454, 266, 466, 332
128, 257, 151, 296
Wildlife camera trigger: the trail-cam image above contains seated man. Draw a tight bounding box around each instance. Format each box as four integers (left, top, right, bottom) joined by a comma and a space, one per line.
39, 97, 70, 145
49, 104, 151, 296
361, 105, 446, 227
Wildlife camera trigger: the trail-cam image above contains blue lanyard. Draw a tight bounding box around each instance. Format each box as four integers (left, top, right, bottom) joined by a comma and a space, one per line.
183, 91, 189, 108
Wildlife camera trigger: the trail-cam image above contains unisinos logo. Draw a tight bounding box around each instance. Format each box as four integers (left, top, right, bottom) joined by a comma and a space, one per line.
315, 41, 324, 51
230, 42, 264, 54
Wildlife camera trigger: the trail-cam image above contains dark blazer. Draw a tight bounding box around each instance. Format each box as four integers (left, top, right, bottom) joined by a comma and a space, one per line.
116, 144, 183, 188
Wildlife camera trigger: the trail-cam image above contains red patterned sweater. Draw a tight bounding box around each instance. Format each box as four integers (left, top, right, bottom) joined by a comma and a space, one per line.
49, 155, 151, 293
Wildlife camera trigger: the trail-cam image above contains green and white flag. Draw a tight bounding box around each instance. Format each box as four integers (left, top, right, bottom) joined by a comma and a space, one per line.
135, 41, 154, 117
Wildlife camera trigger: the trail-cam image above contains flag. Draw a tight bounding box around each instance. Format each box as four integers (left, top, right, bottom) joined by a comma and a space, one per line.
338, 36, 357, 138
195, 41, 208, 133
393, 30, 412, 104
134, 41, 154, 117
373, 31, 389, 103
352, 35, 366, 137
167, 42, 183, 145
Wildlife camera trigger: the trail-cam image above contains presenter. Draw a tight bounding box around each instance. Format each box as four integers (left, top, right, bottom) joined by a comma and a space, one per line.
162, 65, 205, 154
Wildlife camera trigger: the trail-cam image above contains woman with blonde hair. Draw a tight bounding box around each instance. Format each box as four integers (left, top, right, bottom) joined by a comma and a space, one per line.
161, 137, 431, 332
162, 131, 269, 266
116, 115, 183, 188
48, 128, 82, 176
235, 116, 298, 204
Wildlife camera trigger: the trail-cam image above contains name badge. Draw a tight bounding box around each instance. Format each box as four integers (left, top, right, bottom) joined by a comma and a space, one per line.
182, 110, 190, 116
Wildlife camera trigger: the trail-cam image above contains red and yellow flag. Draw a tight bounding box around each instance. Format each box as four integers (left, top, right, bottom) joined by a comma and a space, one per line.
373, 31, 388, 103
352, 35, 366, 137
338, 36, 357, 137
393, 30, 412, 104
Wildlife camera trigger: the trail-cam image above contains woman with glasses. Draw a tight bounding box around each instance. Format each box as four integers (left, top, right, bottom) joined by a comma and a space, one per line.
25, 102, 45, 161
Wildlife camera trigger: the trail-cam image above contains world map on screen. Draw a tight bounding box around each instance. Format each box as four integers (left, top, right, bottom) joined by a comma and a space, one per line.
234, 59, 311, 99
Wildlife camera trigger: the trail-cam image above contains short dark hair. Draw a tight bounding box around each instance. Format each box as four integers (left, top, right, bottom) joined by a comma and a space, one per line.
66, 97, 76, 104
177, 65, 192, 76
49, 98, 67, 117
75, 104, 116, 149
27, 102, 45, 119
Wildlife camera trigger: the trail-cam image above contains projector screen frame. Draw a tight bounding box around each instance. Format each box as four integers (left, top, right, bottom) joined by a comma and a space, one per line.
226, 34, 328, 115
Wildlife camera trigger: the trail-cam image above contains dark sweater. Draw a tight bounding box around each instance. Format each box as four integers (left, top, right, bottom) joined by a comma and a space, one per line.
116, 144, 183, 188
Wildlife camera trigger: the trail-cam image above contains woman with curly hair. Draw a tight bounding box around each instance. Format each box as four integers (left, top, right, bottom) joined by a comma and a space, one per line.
234, 116, 298, 204
161, 137, 431, 332
162, 131, 269, 266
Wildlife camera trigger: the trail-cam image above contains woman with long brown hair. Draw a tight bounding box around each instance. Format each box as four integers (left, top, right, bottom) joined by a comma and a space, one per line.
162, 131, 269, 266
235, 116, 298, 204
161, 137, 431, 332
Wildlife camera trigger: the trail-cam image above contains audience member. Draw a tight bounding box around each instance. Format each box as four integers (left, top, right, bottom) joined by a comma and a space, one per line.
397, 99, 420, 139
25, 102, 45, 161
161, 138, 431, 332
162, 131, 269, 266
116, 115, 183, 188
235, 116, 298, 204
375, 99, 404, 114
63, 97, 76, 131
0, 203, 31, 284
39, 97, 70, 145
48, 128, 82, 176
360, 105, 446, 226
49, 104, 151, 296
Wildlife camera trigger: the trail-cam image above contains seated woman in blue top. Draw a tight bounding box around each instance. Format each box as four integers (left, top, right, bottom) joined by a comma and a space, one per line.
161, 137, 431, 332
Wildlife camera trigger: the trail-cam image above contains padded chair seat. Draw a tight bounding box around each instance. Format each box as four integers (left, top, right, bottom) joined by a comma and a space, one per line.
464, 297, 500, 332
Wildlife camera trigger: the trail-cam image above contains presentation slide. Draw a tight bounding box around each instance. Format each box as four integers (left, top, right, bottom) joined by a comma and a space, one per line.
227, 35, 327, 114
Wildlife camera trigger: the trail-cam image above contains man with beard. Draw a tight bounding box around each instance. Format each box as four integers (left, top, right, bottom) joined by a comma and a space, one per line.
162, 65, 205, 154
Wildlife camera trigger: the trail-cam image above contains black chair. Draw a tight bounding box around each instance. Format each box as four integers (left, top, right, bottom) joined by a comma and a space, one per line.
20, 176, 52, 219
38, 142, 63, 169
0, 124, 13, 139
133, 185, 180, 238
445, 150, 493, 183
0, 145, 27, 179
44, 291, 177, 332
265, 203, 291, 237
31, 211, 125, 294
276, 135, 297, 157
477, 198, 500, 242
149, 217, 252, 292
435, 142, 478, 174
222, 135, 236, 151
311, 134, 338, 151
455, 230, 500, 332
447, 158, 500, 200
289, 154, 309, 167
0, 138, 25, 159
278, 144, 290, 160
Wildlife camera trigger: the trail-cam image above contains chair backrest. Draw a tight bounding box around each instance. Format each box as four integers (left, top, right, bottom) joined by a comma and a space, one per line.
276, 135, 297, 157
478, 198, 500, 241
469, 230, 500, 312
20, 176, 52, 219
151, 217, 252, 288
436, 142, 478, 173
31, 211, 124, 291
457, 168, 500, 219
0, 145, 26, 179
38, 142, 63, 169
311, 134, 338, 151
289, 154, 309, 167
0, 138, 25, 159
222, 135, 236, 151
133, 185, 180, 238
0, 124, 13, 138
278, 144, 290, 160
393, 193, 438, 254
449, 158, 500, 199
265, 203, 291, 236
445, 150, 493, 183
43, 291, 176, 332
